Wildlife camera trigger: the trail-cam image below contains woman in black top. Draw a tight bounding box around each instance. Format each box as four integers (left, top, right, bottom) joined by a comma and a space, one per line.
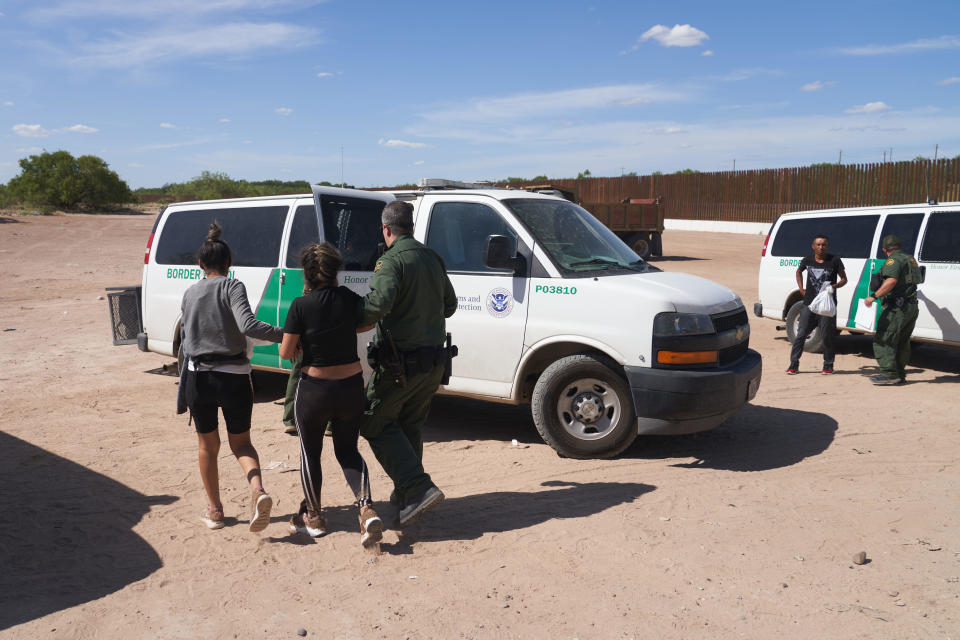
279, 242, 383, 548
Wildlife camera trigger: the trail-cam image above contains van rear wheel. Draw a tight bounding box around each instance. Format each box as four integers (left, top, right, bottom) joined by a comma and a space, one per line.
785, 300, 824, 353
531, 354, 637, 459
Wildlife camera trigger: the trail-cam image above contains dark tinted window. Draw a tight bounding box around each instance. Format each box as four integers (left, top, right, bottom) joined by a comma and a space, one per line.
285, 205, 320, 268
875, 213, 923, 258
155, 205, 289, 266
320, 195, 386, 271
426, 202, 516, 272
771, 215, 880, 258
919, 211, 960, 262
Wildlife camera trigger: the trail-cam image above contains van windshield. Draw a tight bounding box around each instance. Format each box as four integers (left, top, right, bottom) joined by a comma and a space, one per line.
503, 198, 657, 276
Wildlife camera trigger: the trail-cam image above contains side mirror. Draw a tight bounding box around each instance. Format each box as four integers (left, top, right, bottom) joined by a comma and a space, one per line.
484, 235, 522, 272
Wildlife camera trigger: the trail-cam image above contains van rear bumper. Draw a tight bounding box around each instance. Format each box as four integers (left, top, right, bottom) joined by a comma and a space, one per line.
624, 349, 762, 435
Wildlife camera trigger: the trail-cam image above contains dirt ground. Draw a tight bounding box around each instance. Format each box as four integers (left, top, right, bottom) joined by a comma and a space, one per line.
1, 212, 958, 640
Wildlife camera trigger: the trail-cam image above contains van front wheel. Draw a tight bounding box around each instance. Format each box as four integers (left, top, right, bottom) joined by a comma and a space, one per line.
531, 355, 637, 459
785, 300, 824, 353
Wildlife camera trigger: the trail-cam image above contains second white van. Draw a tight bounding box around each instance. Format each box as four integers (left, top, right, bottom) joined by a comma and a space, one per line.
755, 201, 960, 350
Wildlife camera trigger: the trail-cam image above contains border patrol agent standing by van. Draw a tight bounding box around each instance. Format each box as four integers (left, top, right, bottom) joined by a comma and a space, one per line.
360, 201, 458, 526
864, 234, 922, 385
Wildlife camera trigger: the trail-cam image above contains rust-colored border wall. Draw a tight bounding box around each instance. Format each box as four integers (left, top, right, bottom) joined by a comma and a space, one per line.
497, 159, 960, 223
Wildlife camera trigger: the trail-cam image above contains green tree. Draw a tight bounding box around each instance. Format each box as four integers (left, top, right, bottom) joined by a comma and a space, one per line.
7, 150, 132, 208
673, 168, 700, 175
576, 169, 592, 179
531, 175, 548, 182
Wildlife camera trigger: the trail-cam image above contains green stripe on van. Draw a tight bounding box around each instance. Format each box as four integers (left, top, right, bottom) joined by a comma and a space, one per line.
846, 258, 882, 329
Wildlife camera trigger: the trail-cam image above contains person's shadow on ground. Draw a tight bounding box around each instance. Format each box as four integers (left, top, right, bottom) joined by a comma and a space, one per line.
282, 480, 655, 553
0, 431, 177, 632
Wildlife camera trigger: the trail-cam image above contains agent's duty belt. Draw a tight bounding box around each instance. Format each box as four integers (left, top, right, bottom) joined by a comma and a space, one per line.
892, 295, 917, 308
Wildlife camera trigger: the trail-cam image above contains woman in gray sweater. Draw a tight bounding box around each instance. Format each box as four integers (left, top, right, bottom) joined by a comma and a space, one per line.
178, 222, 282, 532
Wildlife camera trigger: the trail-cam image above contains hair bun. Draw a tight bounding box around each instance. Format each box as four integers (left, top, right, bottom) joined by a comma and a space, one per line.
206, 222, 222, 243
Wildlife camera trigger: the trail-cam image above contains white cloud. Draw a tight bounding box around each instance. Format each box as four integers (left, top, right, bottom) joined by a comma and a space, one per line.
73, 22, 318, 68
15, 147, 43, 153
844, 101, 891, 114
12, 123, 98, 137
937, 77, 960, 85
160, 122, 177, 128
838, 35, 960, 56
419, 84, 692, 125
129, 162, 145, 167
13, 124, 48, 137
379, 138, 428, 149
800, 80, 836, 92
275, 107, 293, 116
219, 117, 231, 122
413, 160, 425, 165
2, 101, 13, 107
701, 50, 714, 57
639, 24, 709, 47
316, 72, 334, 78
242, 140, 253, 144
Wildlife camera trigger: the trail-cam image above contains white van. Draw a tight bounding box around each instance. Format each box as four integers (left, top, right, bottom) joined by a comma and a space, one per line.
755, 201, 960, 350
114, 182, 761, 458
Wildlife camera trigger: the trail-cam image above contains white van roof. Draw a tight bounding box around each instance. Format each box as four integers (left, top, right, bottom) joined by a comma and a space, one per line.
778, 201, 960, 219
166, 180, 564, 208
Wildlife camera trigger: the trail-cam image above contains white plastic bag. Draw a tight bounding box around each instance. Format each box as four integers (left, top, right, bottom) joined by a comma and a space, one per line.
854, 299, 877, 332
809, 283, 836, 317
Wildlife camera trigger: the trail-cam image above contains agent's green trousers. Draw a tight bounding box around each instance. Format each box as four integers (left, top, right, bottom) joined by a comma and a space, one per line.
282, 352, 302, 427
361, 363, 443, 505
873, 303, 919, 380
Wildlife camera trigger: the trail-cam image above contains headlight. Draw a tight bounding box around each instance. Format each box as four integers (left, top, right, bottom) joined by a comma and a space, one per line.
653, 312, 715, 336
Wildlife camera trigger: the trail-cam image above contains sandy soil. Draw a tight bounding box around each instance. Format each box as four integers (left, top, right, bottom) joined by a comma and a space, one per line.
1, 212, 958, 640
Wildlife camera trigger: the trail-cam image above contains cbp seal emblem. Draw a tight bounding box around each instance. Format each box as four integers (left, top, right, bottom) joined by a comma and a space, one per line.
486, 287, 513, 318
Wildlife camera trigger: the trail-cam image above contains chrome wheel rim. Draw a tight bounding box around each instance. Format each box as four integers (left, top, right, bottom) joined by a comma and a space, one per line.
556, 377, 622, 440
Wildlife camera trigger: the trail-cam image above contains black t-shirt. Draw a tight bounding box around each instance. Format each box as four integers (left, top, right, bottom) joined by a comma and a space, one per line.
283, 286, 363, 367
799, 254, 845, 305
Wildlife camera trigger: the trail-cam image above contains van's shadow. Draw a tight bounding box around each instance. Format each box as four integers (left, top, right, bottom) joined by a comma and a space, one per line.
622, 403, 837, 471
294, 480, 655, 549
424, 396, 542, 444
775, 333, 960, 380
0, 431, 177, 631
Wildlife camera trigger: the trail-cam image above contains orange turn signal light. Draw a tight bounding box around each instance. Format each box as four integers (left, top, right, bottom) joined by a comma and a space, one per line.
657, 350, 719, 365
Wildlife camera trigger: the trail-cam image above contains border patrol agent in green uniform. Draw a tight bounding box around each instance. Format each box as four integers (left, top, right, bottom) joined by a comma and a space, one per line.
359, 201, 458, 527
864, 234, 922, 385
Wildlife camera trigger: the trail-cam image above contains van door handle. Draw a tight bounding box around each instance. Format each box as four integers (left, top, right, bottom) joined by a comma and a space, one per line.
280, 271, 286, 285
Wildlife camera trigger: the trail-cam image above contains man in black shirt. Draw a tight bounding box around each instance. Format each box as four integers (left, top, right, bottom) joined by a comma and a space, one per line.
787, 234, 847, 374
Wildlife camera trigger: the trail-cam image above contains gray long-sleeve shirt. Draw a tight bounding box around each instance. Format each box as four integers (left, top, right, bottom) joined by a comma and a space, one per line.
179, 276, 281, 362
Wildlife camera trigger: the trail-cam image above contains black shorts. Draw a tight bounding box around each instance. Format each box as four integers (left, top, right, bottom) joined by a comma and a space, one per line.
189, 371, 253, 435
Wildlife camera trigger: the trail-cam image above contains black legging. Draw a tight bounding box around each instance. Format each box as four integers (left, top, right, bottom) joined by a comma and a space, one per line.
293, 371, 371, 513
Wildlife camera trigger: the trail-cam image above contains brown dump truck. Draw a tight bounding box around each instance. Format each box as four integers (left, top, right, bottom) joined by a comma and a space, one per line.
521, 186, 664, 259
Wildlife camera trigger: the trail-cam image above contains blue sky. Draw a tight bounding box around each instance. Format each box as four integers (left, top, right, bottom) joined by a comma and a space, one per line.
1, 0, 958, 189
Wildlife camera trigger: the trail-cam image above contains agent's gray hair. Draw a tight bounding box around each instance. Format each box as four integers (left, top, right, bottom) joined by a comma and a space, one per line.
382, 201, 414, 235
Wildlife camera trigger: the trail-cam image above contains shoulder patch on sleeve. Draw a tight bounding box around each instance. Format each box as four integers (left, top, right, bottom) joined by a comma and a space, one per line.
374, 260, 383, 273
884, 258, 895, 266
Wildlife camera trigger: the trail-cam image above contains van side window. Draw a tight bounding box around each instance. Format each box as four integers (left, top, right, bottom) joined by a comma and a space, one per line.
875, 213, 923, 258
285, 205, 320, 268
771, 215, 879, 258
426, 202, 517, 273
155, 206, 288, 266
319, 195, 385, 271
919, 212, 960, 262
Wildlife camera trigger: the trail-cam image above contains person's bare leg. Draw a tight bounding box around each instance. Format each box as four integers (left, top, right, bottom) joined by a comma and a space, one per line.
227, 430, 264, 492
197, 431, 223, 510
